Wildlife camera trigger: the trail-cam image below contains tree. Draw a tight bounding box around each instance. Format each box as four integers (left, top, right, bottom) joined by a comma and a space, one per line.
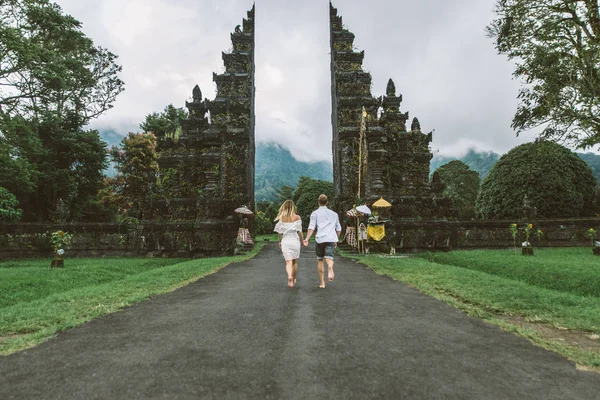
476, 140, 597, 219
274, 185, 295, 204
0, 0, 124, 123
292, 177, 334, 226
140, 104, 188, 139
101, 133, 159, 220
486, 0, 600, 148
0, 0, 124, 221
434, 161, 480, 220
0, 187, 23, 222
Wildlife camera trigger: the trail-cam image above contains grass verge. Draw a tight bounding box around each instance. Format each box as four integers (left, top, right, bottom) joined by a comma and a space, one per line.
0, 243, 265, 356
342, 249, 600, 371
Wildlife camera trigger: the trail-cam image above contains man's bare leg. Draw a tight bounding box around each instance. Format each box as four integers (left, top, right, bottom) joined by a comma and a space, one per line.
317, 259, 325, 288
326, 258, 334, 282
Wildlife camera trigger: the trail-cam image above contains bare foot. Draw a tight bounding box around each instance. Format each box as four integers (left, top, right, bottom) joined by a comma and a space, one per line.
319, 283, 326, 289
288, 277, 294, 288
328, 267, 334, 282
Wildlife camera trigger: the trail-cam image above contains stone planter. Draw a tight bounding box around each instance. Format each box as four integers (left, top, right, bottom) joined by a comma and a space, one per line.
593, 247, 600, 256
522, 247, 534, 256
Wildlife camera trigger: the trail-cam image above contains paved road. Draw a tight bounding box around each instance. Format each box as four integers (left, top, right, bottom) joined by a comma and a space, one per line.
2, 243, 600, 399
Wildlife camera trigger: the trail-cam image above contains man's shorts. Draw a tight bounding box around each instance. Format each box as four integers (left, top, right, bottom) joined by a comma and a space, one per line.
315, 242, 335, 260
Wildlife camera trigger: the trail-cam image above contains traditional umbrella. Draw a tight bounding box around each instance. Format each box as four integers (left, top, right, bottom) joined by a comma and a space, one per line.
234, 206, 254, 216
356, 205, 372, 215
372, 197, 391, 208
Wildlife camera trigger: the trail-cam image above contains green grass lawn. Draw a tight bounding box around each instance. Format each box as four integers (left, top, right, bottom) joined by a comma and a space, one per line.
0, 244, 265, 355
426, 248, 600, 298
345, 247, 600, 369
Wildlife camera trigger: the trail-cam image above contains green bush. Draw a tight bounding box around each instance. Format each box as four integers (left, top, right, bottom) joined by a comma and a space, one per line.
476, 141, 597, 219
433, 160, 480, 220
292, 177, 334, 227
0, 187, 22, 222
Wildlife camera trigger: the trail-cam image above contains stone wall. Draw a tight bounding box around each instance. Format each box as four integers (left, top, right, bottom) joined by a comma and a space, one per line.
2, 218, 598, 259
0, 221, 237, 259
389, 218, 600, 252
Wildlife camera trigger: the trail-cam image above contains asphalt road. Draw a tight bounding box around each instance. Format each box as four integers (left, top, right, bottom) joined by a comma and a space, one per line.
2, 243, 600, 399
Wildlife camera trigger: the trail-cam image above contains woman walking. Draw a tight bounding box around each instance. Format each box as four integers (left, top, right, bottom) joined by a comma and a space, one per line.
273, 200, 304, 288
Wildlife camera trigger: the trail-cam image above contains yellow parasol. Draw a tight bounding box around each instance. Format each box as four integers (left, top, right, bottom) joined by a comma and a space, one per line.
372, 197, 392, 208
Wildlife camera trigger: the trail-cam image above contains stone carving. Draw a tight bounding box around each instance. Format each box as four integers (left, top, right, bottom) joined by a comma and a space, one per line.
330, 2, 452, 222
386, 78, 396, 97
411, 117, 421, 132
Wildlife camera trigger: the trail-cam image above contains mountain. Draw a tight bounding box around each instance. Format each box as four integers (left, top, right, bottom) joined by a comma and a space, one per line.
99, 129, 125, 177
255, 142, 332, 201
430, 149, 501, 179
576, 152, 600, 183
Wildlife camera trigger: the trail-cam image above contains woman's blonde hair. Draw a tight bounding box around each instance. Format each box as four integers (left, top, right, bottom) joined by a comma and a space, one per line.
274, 200, 296, 222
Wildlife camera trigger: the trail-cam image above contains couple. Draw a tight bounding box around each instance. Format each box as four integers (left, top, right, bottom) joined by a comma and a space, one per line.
273, 194, 341, 289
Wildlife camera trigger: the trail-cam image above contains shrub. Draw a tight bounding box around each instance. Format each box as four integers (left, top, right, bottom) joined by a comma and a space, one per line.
476, 141, 597, 219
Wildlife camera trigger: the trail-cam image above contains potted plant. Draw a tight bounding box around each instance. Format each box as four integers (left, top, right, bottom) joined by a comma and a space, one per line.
50, 230, 73, 268
587, 228, 599, 255
522, 223, 534, 256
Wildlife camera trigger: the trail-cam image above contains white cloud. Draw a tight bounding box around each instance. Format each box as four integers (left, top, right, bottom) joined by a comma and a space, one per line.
53, 0, 548, 162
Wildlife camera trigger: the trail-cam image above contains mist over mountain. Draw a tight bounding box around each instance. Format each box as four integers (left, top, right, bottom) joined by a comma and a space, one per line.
98, 128, 600, 200
430, 149, 501, 179
255, 142, 332, 201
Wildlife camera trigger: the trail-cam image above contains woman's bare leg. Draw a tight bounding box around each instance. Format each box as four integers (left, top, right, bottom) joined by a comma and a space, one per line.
292, 259, 299, 284
286, 260, 294, 288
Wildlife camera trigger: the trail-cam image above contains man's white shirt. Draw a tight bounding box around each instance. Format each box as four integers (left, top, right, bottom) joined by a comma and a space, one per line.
308, 206, 341, 243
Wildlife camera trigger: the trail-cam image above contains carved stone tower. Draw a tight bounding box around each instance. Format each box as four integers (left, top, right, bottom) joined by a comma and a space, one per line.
151, 4, 255, 255
330, 2, 451, 220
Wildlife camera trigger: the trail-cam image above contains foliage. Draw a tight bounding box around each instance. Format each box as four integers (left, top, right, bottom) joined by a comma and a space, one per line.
101, 133, 159, 219
49, 230, 72, 257
0, 0, 124, 122
476, 141, 597, 219
1, 119, 109, 221
0, 187, 22, 222
523, 223, 533, 246
254, 211, 271, 235
587, 227, 597, 247
139, 104, 188, 139
509, 223, 518, 254
433, 160, 480, 219
255, 200, 278, 234
534, 228, 544, 242
0, 0, 123, 221
486, 0, 600, 149
255, 142, 332, 201
274, 185, 294, 204
292, 176, 334, 226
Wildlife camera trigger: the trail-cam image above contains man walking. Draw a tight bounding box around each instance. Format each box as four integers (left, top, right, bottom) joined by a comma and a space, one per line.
303, 194, 341, 289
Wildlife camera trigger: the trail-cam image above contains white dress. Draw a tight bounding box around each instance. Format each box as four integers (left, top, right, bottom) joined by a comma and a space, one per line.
274, 220, 302, 261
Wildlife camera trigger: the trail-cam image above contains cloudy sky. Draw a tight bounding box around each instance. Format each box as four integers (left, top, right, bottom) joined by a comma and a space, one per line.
53, 0, 535, 162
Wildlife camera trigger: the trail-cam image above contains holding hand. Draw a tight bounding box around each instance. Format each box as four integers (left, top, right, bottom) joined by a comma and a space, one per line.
303, 239, 308, 247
